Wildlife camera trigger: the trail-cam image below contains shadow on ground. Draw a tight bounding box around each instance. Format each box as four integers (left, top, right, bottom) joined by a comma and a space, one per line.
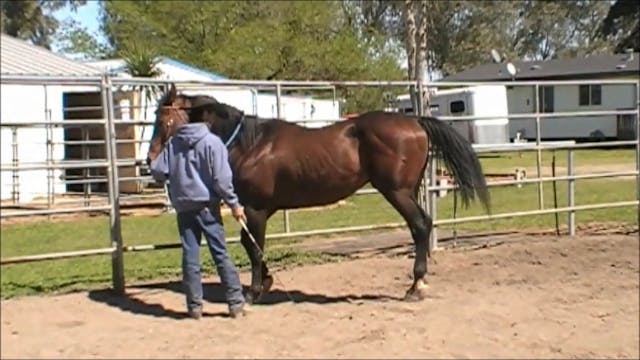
87, 281, 402, 320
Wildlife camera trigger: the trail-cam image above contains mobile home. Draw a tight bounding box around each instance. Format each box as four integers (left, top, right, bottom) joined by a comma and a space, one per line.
439, 52, 639, 141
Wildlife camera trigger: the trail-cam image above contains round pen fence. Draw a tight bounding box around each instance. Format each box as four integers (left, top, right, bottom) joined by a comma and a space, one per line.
1, 75, 638, 295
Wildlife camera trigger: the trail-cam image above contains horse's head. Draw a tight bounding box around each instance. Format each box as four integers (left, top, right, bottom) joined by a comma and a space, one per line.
146, 84, 191, 165
146, 84, 246, 165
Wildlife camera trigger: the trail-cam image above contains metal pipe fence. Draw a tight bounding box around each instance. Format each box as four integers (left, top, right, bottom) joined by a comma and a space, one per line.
0, 75, 638, 295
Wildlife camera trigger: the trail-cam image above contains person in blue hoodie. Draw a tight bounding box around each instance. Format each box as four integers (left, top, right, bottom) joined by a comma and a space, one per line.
149, 119, 246, 319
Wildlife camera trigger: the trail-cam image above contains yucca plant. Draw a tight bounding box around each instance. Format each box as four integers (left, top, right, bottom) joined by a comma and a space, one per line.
121, 41, 162, 78
119, 42, 164, 167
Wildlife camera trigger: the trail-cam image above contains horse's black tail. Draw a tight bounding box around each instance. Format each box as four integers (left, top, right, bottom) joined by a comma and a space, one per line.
417, 116, 491, 214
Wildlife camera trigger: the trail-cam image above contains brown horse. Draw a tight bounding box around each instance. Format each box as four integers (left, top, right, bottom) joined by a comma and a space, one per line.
147, 84, 490, 304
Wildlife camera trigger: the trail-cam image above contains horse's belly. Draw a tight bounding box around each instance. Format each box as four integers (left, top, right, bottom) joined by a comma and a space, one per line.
275, 183, 363, 209
274, 168, 366, 209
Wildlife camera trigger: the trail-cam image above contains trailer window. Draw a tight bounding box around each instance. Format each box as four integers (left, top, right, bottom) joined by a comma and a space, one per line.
449, 101, 465, 114
591, 85, 602, 105
579, 85, 602, 106
538, 86, 554, 113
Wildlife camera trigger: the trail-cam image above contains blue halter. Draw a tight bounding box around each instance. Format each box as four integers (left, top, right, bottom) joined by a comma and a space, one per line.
224, 119, 243, 148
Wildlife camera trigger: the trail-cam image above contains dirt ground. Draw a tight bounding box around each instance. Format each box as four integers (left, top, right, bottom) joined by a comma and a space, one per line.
1, 232, 638, 359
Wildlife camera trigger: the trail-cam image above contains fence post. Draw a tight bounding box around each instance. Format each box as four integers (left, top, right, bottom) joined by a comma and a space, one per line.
44, 85, 54, 212
534, 84, 544, 210
636, 81, 640, 228
429, 152, 438, 250
82, 126, 91, 206
416, 81, 426, 211
11, 126, 19, 204
567, 149, 575, 236
101, 75, 125, 295
416, 80, 424, 118
276, 83, 291, 233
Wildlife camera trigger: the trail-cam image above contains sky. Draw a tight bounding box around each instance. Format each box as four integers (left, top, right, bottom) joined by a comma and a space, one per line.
52, 0, 106, 50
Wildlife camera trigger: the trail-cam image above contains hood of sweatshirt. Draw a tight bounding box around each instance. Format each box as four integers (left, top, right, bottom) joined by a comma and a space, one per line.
174, 123, 210, 148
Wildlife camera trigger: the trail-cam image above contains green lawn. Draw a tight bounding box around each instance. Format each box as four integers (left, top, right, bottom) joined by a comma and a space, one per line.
478, 147, 635, 173
1, 148, 637, 299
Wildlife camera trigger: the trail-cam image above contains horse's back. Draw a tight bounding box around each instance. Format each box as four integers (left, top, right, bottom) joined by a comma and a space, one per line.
268, 117, 358, 148
352, 111, 428, 146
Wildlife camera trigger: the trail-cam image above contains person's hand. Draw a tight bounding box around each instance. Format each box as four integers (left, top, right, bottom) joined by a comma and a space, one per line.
231, 205, 245, 222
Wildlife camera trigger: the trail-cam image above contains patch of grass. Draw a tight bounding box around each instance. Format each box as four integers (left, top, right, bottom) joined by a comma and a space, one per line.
0, 234, 344, 299
478, 148, 635, 173
435, 178, 636, 232
1, 149, 636, 299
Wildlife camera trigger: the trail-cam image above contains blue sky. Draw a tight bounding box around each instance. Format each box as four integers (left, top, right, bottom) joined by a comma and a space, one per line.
52, 1, 106, 48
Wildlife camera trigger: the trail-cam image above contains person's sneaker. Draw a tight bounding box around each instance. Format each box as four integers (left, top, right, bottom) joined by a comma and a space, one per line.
187, 306, 203, 320
229, 303, 247, 318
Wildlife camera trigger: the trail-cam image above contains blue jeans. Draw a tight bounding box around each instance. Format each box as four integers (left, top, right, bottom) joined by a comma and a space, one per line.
176, 206, 245, 311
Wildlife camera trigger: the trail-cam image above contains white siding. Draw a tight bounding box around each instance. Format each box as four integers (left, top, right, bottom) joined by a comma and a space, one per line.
506, 83, 636, 139
255, 94, 340, 128
0, 84, 66, 202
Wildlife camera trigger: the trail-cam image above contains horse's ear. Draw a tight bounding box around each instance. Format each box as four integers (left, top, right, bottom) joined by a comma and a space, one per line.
168, 83, 177, 103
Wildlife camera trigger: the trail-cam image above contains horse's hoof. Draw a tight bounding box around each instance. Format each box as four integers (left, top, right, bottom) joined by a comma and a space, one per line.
244, 291, 255, 305
403, 279, 428, 302
244, 289, 261, 305
403, 289, 425, 302
262, 275, 274, 293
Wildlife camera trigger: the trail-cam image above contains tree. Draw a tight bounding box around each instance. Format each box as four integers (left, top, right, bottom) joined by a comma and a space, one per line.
345, 0, 614, 78
99, 0, 404, 113
511, 0, 611, 61
53, 18, 111, 59
402, 0, 432, 115
599, 0, 640, 52
1, 0, 86, 49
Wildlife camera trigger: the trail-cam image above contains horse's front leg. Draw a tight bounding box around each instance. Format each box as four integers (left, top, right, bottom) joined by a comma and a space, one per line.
239, 207, 272, 304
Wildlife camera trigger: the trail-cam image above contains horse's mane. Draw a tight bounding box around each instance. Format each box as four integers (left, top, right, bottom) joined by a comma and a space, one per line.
180, 94, 284, 151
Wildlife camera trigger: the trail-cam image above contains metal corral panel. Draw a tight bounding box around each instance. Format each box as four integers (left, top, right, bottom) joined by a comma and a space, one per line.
0, 34, 102, 76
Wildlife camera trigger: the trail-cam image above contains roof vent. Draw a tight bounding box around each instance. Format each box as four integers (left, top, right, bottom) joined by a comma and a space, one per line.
616, 63, 627, 69
624, 48, 634, 62
530, 64, 542, 70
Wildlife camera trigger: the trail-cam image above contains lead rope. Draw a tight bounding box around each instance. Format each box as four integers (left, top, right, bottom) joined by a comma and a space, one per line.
237, 218, 296, 303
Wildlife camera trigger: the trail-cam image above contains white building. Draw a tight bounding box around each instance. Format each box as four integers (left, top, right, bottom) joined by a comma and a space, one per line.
89, 57, 340, 128
438, 52, 639, 141
0, 33, 105, 203
255, 92, 339, 128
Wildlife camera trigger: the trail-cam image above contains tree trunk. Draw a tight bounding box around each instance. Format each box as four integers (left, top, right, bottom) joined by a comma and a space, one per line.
416, 0, 430, 116
403, 0, 418, 114
403, 0, 430, 116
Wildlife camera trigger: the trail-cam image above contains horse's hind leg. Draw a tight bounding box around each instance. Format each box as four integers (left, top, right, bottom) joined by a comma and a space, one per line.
378, 188, 433, 301
239, 207, 274, 304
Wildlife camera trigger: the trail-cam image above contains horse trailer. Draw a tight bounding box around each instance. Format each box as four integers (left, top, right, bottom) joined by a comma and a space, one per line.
394, 85, 511, 145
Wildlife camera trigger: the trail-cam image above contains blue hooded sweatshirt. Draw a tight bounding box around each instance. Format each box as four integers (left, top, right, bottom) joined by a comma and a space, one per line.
150, 123, 240, 213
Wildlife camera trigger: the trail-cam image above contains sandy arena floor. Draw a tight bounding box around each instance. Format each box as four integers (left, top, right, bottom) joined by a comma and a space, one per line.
1, 232, 638, 359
